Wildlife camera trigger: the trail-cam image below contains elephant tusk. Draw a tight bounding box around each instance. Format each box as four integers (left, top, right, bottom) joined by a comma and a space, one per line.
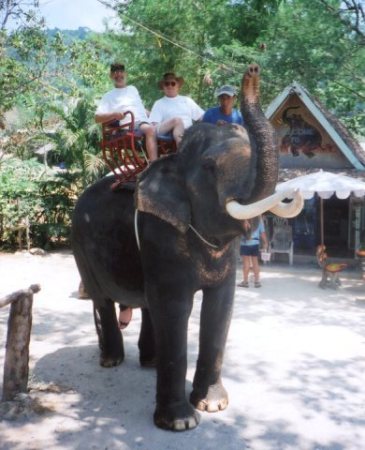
226, 191, 292, 220
269, 190, 304, 218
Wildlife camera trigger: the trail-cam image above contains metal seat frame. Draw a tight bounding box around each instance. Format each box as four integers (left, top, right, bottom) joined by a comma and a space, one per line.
101, 111, 176, 189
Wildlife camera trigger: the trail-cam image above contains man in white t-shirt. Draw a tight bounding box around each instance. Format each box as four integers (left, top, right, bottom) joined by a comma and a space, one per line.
149, 72, 204, 146
95, 62, 159, 328
95, 63, 158, 160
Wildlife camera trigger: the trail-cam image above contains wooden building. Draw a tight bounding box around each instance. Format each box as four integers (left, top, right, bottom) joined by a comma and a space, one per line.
265, 82, 365, 259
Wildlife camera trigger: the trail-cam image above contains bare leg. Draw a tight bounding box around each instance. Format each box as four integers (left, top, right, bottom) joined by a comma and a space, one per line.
140, 123, 158, 161
157, 117, 185, 146
243, 255, 251, 283
118, 306, 132, 329
251, 256, 260, 282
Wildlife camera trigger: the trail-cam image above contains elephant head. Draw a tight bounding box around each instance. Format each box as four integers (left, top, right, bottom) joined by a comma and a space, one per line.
136, 64, 303, 243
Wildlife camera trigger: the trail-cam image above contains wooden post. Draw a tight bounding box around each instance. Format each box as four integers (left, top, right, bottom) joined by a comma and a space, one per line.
1, 284, 40, 402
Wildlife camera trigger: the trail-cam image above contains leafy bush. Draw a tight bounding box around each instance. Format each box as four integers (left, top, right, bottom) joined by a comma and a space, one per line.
0, 156, 76, 250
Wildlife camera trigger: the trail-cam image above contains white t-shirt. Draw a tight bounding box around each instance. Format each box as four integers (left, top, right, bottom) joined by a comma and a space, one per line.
95, 86, 148, 124
149, 95, 204, 129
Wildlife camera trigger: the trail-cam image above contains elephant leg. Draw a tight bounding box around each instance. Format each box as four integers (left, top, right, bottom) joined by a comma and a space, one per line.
93, 300, 124, 367
147, 287, 200, 431
190, 278, 235, 413
138, 308, 156, 367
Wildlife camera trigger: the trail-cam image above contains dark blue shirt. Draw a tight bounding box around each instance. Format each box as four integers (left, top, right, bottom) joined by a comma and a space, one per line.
202, 106, 243, 125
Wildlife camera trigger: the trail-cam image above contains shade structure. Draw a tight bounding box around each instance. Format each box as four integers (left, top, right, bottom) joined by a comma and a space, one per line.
276, 170, 365, 200
276, 170, 365, 247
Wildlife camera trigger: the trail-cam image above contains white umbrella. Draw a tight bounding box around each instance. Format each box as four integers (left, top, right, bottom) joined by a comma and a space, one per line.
276, 169, 365, 247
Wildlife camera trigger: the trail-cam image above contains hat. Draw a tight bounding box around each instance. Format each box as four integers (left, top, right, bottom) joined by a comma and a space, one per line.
158, 72, 184, 90
215, 85, 237, 97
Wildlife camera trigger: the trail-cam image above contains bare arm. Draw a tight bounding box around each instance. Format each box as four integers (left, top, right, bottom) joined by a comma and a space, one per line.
95, 112, 125, 124
261, 231, 268, 250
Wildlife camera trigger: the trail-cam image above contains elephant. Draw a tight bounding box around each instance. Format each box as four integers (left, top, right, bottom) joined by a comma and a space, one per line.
71, 64, 303, 431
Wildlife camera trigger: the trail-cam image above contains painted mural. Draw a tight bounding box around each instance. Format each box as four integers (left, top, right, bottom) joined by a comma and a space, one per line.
281, 106, 324, 158
271, 95, 352, 169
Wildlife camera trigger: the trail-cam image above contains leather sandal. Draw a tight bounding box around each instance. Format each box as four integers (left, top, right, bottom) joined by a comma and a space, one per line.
237, 281, 249, 288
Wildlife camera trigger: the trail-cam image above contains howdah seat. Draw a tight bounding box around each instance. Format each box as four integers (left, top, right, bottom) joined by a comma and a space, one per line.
101, 111, 176, 189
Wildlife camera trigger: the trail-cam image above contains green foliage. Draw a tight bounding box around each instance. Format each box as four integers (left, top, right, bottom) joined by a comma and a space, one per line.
43, 95, 106, 189
0, 157, 75, 249
1, 0, 364, 251
113, 0, 284, 108
257, 0, 365, 133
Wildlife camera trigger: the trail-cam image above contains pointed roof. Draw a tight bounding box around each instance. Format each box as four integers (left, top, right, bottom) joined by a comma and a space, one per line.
265, 82, 365, 170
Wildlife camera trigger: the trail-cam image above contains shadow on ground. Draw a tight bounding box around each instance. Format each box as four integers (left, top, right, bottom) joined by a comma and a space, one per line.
1, 262, 365, 449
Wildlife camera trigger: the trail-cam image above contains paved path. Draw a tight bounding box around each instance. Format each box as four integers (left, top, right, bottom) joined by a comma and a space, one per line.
1, 251, 365, 450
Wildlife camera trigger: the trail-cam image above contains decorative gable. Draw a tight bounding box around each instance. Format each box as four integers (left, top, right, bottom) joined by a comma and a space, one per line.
266, 83, 365, 171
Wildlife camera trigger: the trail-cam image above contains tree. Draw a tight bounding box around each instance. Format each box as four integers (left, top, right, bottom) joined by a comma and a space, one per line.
0, 1, 46, 126
99, 0, 284, 107
316, 0, 365, 42
258, 0, 365, 135
43, 95, 105, 190
0, 155, 76, 249
0, 0, 43, 31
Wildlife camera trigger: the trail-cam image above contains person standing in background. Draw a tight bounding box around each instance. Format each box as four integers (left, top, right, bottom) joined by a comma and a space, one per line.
237, 217, 268, 288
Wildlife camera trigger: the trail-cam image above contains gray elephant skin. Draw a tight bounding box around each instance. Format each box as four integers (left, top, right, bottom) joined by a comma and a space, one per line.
71, 65, 300, 431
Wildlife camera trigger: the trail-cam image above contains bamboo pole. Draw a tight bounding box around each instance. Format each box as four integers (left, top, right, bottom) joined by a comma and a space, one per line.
1, 284, 40, 402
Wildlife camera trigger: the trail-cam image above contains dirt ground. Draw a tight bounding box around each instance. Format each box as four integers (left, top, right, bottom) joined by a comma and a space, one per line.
1, 250, 365, 450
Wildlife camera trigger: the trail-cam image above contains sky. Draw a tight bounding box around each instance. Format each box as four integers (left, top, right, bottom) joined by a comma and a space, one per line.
39, 0, 120, 31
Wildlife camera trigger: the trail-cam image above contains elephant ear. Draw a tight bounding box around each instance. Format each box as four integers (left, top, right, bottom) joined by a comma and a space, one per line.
135, 154, 191, 233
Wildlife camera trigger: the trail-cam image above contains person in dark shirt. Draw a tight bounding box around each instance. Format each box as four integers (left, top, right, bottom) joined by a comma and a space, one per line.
202, 85, 243, 126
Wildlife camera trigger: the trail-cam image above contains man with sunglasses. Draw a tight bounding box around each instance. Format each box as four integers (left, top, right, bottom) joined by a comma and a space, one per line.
95, 62, 158, 160
149, 72, 204, 146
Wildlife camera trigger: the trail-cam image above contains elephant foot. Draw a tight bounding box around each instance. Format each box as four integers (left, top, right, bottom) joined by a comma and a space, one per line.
100, 352, 124, 368
190, 382, 229, 412
154, 401, 200, 431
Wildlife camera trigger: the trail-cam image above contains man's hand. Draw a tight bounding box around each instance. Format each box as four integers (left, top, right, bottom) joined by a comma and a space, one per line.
95, 112, 125, 124
114, 112, 125, 120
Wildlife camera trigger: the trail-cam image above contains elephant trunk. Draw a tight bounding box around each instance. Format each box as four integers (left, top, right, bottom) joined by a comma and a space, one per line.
240, 64, 279, 202
225, 65, 304, 221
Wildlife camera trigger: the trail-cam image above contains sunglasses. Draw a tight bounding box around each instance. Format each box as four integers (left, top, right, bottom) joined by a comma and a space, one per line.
164, 81, 177, 87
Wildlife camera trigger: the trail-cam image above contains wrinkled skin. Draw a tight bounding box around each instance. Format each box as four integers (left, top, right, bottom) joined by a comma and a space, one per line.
72, 65, 279, 431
